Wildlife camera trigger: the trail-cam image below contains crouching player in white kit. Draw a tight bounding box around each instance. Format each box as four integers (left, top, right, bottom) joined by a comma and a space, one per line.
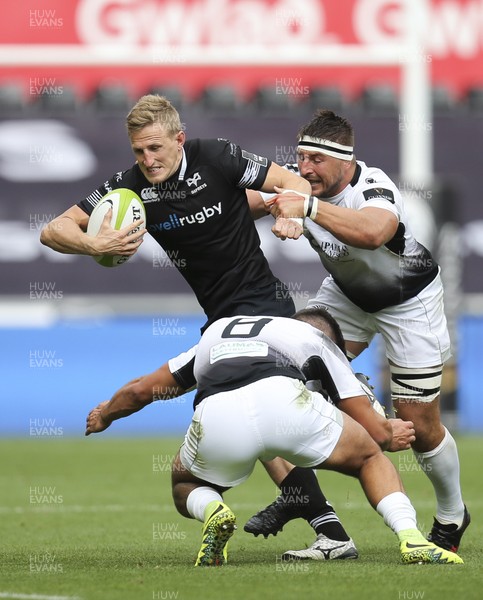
168, 309, 463, 566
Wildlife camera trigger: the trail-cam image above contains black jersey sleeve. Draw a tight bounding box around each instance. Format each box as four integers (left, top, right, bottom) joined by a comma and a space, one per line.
171, 356, 196, 391
168, 345, 198, 391
207, 138, 272, 190
76, 169, 134, 215
303, 355, 343, 405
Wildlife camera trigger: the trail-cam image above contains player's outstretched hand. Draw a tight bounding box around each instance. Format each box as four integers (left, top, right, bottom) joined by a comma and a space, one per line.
387, 418, 416, 452
85, 401, 111, 436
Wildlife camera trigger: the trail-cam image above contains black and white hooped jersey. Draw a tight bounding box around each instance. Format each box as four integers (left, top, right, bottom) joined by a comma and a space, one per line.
191, 315, 366, 406
271, 161, 438, 312
78, 139, 294, 326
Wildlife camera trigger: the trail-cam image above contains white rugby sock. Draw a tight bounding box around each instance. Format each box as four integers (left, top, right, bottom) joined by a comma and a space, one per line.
186, 486, 223, 522
412, 427, 465, 526
376, 491, 417, 533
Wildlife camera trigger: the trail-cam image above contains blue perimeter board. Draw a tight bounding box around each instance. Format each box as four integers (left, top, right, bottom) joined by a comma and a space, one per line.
2, 313, 432, 437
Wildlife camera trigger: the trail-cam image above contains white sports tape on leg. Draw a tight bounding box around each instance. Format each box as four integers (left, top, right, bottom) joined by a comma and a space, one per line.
390, 364, 443, 403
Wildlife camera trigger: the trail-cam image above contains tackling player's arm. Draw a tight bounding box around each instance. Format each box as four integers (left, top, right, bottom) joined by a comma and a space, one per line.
257, 163, 312, 240
308, 349, 416, 452
337, 395, 393, 451
306, 203, 398, 249
85, 363, 185, 435
338, 396, 416, 452
336, 395, 393, 451
40, 205, 146, 256
269, 190, 398, 249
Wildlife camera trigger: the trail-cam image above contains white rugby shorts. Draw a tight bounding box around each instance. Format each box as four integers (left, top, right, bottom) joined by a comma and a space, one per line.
179, 376, 344, 487
307, 271, 451, 368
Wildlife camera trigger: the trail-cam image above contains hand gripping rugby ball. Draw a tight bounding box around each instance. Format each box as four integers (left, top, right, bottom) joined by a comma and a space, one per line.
86, 188, 146, 268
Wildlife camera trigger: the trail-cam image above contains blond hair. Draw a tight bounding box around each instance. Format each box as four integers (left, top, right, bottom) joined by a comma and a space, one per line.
126, 95, 184, 137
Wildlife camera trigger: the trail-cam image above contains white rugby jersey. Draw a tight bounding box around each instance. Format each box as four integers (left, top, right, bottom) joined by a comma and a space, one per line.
274, 161, 438, 312
191, 315, 366, 406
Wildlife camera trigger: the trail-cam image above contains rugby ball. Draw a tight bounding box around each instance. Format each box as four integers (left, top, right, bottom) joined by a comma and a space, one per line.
371, 397, 387, 418
86, 188, 146, 267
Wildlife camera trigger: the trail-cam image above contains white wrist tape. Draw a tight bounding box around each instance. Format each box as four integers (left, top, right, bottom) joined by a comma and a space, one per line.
304, 196, 319, 220
280, 189, 307, 227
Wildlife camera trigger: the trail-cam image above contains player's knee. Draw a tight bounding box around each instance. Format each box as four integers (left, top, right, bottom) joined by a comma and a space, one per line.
411, 419, 445, 452
171, 482, 189, 517
339, 444, 379, 477
171, 458, 191, 517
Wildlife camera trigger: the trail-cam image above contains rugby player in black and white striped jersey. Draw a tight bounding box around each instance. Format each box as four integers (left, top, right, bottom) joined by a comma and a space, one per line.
246, 109, 469, 559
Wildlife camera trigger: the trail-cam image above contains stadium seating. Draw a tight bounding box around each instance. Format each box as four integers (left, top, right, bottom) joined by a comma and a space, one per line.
250, 84, 300, 114
148, 85, 187, 108
0, 80, 474, 116
0, 82, 26, 113
431, 85, 457, 114
198, 84, 242, 113
89, 83, 132, 112
464, 86, 483, 113
307, 86, 346, 111
35, 85, 79, 113
359, 84, 399, 114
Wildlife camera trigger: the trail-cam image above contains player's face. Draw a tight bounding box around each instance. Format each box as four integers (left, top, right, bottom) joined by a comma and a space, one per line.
130, 123, 185, 184
297, 150, 350, 198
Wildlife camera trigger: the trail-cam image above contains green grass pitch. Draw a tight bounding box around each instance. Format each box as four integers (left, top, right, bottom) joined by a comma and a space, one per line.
0, 436, 481, 600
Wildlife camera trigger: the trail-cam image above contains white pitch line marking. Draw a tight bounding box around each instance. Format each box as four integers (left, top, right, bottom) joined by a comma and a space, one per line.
0, 593, 82, 600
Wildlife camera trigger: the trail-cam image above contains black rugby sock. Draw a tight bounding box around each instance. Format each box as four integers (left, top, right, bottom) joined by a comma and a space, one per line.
280, 467, 350, 542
